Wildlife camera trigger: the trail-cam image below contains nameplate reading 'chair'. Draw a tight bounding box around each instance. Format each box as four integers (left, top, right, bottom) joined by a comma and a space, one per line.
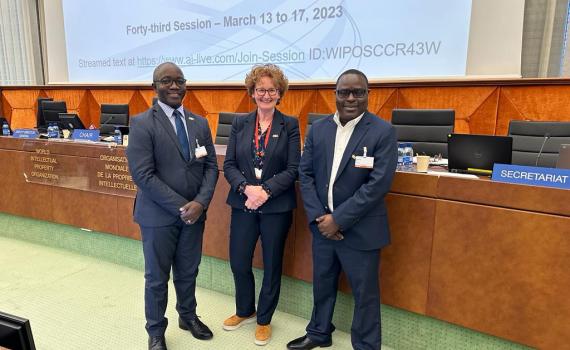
391, 109, 455, 158
215, 112, 247, 145
508, 120, 570, 168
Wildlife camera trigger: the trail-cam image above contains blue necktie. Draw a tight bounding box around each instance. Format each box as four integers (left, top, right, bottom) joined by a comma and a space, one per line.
173, 110, 190, 161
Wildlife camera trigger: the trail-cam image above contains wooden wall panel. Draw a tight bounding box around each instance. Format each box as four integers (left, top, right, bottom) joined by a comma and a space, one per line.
428, 201, 570, 350
4, 79, 570, 140
1, 90, 41, 129
496, 85, 570, 135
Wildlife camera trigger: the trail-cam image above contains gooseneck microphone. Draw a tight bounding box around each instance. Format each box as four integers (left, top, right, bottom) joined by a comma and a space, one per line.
535, 133, 551, 167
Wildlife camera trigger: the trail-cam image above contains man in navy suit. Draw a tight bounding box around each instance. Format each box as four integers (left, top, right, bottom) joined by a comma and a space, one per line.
287, 69, 397, 350
126, 62, 219, 350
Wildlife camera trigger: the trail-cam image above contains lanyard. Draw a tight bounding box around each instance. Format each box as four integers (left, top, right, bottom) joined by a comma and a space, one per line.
254, 114, 272, 150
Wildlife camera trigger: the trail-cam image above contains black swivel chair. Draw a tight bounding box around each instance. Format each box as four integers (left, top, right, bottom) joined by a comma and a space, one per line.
36, 97, 54, 131
391, 109, 455, 157
100, 104, 129, 136
215, 112, 247, 145
508, 120, 570, 167
152, 96, 158, 106
41, 101, 67, 128
305, 113, 329, 137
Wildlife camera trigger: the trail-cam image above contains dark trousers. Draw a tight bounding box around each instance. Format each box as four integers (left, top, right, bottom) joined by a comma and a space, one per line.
140, 220, 204, 337
229, 209, 292, 325
306, 237, 381, 350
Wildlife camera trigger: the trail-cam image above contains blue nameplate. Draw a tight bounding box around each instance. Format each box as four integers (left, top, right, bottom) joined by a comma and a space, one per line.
72, 129, 100, 141
492, 164, 570, 190
12, 129, 39, 138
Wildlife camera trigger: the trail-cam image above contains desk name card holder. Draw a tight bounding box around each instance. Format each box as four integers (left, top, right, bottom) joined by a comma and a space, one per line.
492, 164, 570, 190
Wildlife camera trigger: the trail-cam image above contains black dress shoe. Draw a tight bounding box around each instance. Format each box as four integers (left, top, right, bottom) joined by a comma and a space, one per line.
179, 316, 213, 340
287, 335, 332, 349
148, 335, 167, 350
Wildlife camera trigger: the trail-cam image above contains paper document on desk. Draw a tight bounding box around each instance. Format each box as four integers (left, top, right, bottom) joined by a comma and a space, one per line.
427, 171, 478, 179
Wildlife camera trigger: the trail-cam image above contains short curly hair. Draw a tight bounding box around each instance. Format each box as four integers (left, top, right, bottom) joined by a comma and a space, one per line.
245, 64, 289, 99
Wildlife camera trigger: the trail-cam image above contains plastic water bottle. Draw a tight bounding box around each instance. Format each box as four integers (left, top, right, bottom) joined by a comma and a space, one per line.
47, 123, 54, 138
2, 122, 9, 136
403, 143, 414, 171
114, 127, 122, 145
397, 143, 405, 170
53, 123, 60, 138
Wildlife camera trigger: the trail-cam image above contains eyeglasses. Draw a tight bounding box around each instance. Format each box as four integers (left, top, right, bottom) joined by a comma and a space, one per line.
255, 88, 279, 96
155, 78, 187, 86
336, 88, 368, 98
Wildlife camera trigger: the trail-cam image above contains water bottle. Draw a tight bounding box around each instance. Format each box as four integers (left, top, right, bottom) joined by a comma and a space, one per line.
53, 123, 60, 138
2, 122, 9, 136
397, 143, 405, 170
114, 127, 122, 145
403, 142, 414, 171
47, 123, 54, 138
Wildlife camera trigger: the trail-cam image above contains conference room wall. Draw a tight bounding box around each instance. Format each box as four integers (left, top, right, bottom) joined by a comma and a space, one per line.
2, 80, 570, 136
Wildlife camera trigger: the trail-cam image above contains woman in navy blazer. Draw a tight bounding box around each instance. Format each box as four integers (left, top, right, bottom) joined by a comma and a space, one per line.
222, 64, 300, 346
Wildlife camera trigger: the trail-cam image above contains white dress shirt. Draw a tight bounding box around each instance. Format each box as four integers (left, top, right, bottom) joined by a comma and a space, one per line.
157, 100, 189, 140
327, 111, 364, 211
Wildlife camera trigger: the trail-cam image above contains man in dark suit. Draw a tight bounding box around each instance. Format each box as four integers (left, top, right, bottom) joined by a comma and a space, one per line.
287, 69, 397, 350
126, 62, 219, 350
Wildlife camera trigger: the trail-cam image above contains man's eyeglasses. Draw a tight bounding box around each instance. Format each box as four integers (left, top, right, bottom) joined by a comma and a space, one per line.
255, 88, 279, 96
155, 78, 187, 86
336, 88, 368, 98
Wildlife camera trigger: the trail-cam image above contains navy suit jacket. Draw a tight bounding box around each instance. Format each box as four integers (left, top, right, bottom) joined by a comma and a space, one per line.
299, 111, 397, 250
126, 105, 219, 227
223, 109, 300, 213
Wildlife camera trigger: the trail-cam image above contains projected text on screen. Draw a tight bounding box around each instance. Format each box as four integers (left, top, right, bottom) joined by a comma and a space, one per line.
62, 0, 472, 82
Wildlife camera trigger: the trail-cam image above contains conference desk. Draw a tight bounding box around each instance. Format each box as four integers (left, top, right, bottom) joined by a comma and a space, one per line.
0, 136, 568, 349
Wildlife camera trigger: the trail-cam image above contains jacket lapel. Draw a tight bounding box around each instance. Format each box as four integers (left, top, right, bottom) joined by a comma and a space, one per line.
261, 110, 284, 178
154, 105, 186, 160
240, 112, 257, 179
323, 117, 337, 181
334, 112, 371, 182
184, 109, 196, 161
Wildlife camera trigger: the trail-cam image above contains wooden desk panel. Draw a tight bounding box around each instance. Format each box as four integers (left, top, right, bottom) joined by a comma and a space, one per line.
428, 200, 570, 349
1, 137, 569, 348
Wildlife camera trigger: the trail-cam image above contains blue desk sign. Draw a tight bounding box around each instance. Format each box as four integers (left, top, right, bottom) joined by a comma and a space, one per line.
12, 129, 39, 139
492, 163, 570, 190
72, 129, 99, 142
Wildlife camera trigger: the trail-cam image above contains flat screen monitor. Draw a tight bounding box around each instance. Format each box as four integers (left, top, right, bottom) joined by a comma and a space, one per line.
0, 311, 36, 350
447, 133, 513, 173
58, 113, 85, 130
36, 97, 54, 130
41, 101, 67, 125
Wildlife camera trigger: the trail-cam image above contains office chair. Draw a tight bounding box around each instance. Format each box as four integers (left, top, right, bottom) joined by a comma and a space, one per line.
508, 120, 570, 167
305, 113, 329, 137
215, 112, 247, 145
391, 109, 455, 157
36, 97, 54, 131
152, 96, 158, 106
100, 104, 129, 135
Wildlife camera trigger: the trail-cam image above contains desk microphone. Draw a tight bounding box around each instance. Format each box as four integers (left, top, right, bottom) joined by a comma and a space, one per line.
535, 133, 551, 167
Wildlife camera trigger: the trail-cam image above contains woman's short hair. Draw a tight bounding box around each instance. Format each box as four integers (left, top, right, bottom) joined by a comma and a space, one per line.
245, 64, 289, 99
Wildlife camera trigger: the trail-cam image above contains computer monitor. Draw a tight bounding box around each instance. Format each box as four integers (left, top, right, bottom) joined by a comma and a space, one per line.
447, 134, 513, 173
0, 311, 36, 350
36, 97, 53, 131
41, 101, 67, 126
58, 113, 86, 130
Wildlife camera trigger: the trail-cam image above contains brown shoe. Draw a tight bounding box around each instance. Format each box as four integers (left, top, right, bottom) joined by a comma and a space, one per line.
254, 324, 271, 346
222, 313, 256, 331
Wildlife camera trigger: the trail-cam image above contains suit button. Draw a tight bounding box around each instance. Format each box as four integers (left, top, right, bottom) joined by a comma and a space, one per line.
325, 184, 328, 188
